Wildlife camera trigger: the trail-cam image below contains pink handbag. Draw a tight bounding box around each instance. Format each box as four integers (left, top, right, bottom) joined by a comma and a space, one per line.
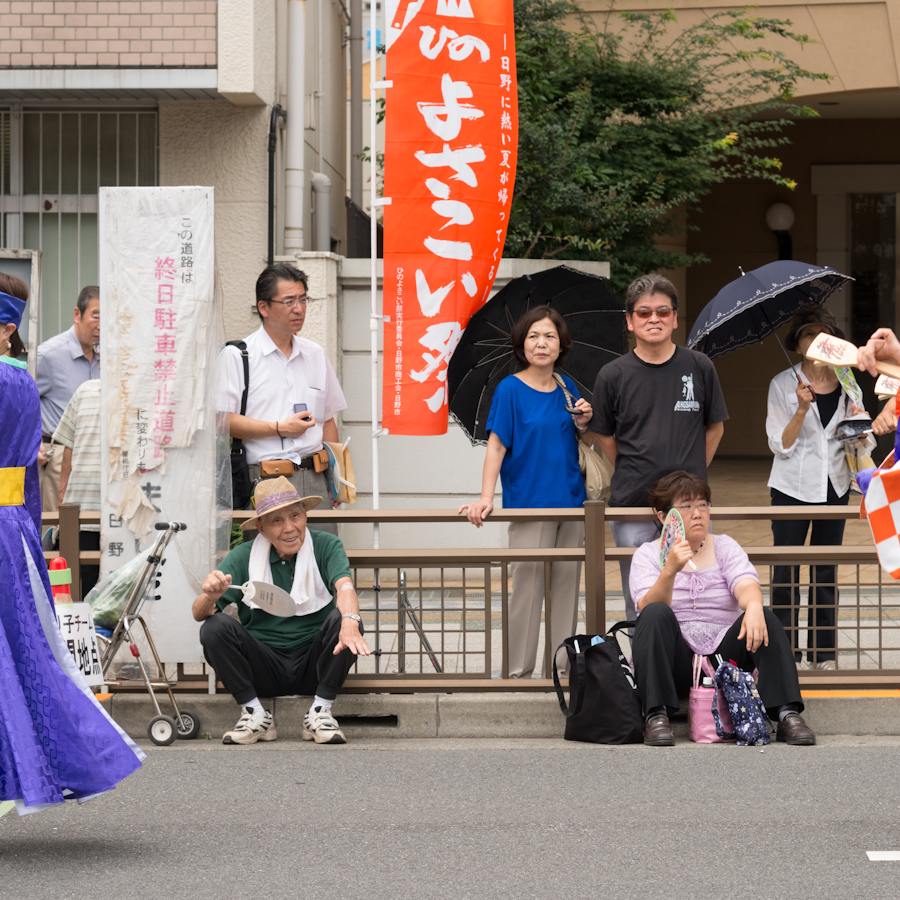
689, 655, 735, 743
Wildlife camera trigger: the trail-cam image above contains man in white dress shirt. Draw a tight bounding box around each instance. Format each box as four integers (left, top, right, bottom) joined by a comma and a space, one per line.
220, 264, 347, 532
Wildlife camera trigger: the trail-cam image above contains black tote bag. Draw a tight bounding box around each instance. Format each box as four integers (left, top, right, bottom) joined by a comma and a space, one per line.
227, 340, 253, 510
553, 621, 643, 744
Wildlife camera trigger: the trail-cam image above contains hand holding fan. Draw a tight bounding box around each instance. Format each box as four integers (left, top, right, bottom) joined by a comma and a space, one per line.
806, 333, 900, 380
239, 581, 297, 617
659, 509, 696, 572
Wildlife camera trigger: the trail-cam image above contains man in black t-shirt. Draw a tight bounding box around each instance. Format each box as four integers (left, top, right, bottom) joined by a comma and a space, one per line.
588, 274, 729, 622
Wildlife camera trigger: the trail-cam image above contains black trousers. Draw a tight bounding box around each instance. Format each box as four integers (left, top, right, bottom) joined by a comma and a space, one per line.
200, 608, 360, 706
632, 603, 803, 718
770, 485, 849, 663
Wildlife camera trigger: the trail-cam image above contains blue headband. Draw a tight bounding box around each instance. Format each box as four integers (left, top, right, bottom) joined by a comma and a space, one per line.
0, 291, 27, 329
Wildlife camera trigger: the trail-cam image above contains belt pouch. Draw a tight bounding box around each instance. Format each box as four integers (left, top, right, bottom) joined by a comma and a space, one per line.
260, 459, 294, 477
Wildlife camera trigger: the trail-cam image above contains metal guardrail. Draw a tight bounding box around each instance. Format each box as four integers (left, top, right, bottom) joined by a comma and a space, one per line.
45, 502, 900, 691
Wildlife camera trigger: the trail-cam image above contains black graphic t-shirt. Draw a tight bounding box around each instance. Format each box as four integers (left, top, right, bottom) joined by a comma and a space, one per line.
589, 346, 729, 507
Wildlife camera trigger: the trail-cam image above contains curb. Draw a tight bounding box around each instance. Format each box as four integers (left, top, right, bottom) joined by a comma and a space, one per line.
101, 691, 900, 742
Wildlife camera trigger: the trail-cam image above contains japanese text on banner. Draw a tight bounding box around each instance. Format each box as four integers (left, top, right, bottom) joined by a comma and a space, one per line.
383, 0, 518, 435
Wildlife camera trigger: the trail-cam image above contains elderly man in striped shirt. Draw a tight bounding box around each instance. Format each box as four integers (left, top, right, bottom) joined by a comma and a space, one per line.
52, 378, 102, 599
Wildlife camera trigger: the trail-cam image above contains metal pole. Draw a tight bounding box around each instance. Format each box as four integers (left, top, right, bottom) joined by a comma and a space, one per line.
317, 0, 324, 171
267, 104, 286, 265
583, 501, 606, 634
349, 0, 362, 206
284, 0, 305, 253
369, 0, 380, 548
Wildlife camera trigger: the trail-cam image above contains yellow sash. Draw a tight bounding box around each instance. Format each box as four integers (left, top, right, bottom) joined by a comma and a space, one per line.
0, 467, 25, 506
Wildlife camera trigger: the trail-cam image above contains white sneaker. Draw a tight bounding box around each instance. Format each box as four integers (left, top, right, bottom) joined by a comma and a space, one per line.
223, 707, 276, 744
816, 660, 836, 671
302, 706, 346, 744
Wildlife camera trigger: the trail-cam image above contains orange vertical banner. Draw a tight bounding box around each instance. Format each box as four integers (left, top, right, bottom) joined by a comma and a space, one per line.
382, 0, 518, 435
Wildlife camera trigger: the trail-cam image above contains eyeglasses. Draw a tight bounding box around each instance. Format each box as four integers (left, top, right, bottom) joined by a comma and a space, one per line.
633, 306, 674, 319
269, 295, 309, 310
675, 501, 711, 513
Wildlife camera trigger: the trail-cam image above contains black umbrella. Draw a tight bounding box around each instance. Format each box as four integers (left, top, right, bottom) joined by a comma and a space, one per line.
447, 265, 626, 445
686, 261, 851, 369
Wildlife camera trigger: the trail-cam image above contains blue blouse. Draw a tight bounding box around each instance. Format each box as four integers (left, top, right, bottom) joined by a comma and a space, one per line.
486, 373, 586, 509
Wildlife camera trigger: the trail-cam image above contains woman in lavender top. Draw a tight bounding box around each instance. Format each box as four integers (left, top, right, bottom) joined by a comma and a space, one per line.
629, 471, 814, 747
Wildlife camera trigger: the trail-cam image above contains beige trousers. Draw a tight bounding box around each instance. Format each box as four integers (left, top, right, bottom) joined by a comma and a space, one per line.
507, 519, 584, 679
40, 442, 63, 513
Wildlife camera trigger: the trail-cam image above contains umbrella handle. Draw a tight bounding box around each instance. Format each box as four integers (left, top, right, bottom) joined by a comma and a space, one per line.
757, 304, 812, 395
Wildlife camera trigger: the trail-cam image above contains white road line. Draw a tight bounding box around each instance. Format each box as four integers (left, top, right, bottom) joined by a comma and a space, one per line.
867, 851, 900, 861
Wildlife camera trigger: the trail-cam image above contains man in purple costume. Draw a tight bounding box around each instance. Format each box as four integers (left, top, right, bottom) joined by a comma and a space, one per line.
0, 273, 144, 817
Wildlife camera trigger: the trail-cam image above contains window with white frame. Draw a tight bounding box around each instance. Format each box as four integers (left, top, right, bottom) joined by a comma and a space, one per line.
0, 108, 158, 341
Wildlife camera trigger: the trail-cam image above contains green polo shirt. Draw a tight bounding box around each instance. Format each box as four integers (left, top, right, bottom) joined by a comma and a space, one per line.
216, 529, 352, 651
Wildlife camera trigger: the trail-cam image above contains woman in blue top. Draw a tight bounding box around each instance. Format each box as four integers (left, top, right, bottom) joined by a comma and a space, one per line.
460, 306, 592, 678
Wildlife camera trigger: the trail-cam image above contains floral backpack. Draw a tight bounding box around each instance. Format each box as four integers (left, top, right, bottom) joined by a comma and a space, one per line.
712, 659, 772, 746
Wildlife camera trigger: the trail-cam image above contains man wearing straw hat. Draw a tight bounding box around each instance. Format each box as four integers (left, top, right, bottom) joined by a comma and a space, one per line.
193, 477, 369, 744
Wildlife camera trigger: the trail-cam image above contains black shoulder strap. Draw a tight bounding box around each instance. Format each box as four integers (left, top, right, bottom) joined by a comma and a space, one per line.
553, 640, 584, 719
226, 340, 249, 417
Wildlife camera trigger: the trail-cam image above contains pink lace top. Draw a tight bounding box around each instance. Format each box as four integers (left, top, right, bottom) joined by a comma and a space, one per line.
630, 533, 759, 655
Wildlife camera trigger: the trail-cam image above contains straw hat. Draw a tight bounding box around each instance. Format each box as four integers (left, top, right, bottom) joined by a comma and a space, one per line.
240, 475, 322, 531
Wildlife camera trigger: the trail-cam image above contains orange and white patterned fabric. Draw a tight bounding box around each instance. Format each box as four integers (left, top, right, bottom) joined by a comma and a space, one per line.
859, 451, 900, 579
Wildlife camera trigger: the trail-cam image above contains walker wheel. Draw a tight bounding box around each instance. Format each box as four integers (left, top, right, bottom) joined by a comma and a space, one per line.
174, 709, 201, 740
148, 715, 176, 746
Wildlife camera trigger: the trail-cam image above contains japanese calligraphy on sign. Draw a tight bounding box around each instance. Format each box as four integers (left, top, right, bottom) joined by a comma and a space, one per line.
56, 602, 104, 687
103, 199, 208, 480
382, 0, 518, 434
99, 186, 222, 664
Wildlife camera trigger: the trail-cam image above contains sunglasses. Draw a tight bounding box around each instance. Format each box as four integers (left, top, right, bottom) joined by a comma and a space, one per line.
632, 306, 674, 319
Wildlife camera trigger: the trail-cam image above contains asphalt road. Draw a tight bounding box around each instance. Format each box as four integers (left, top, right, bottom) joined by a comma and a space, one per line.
2, 736, 900, 900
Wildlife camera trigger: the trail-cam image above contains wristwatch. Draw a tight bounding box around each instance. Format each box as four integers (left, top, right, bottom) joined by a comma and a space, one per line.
342, 613, 361, 624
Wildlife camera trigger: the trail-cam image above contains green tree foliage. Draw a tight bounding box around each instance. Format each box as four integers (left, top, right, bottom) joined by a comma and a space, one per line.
506, 1, 831, 294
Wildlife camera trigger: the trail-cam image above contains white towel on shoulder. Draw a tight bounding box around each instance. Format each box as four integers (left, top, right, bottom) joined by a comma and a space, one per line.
247, 531, 332, 617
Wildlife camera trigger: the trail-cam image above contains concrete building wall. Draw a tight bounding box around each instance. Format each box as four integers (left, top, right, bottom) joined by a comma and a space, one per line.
0, 0, 217, 68
158, 100, 269, 340
217, 0, 273, 106
578, 0, 900, 100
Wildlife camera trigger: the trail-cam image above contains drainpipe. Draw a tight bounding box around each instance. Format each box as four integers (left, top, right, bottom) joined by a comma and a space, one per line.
317, 0, 325, 170
350, 0, 362, 205
311, 172, 332, 252
284, 0, 306, 253
267, 103, 286, 265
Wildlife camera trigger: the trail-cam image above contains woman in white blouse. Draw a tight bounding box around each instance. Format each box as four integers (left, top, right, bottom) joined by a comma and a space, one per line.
766, 307, 875, 670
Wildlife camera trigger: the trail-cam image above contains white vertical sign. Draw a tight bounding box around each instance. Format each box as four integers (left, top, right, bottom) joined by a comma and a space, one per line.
56, 602, 104, 687
99, 187, 221, 664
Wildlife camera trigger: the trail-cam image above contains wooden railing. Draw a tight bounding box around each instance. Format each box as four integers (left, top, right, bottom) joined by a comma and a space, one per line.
46, 502, 900, 691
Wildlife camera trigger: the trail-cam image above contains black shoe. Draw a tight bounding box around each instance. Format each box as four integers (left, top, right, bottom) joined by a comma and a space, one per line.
643, 714, 675, 746
776, 713, 816, 746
